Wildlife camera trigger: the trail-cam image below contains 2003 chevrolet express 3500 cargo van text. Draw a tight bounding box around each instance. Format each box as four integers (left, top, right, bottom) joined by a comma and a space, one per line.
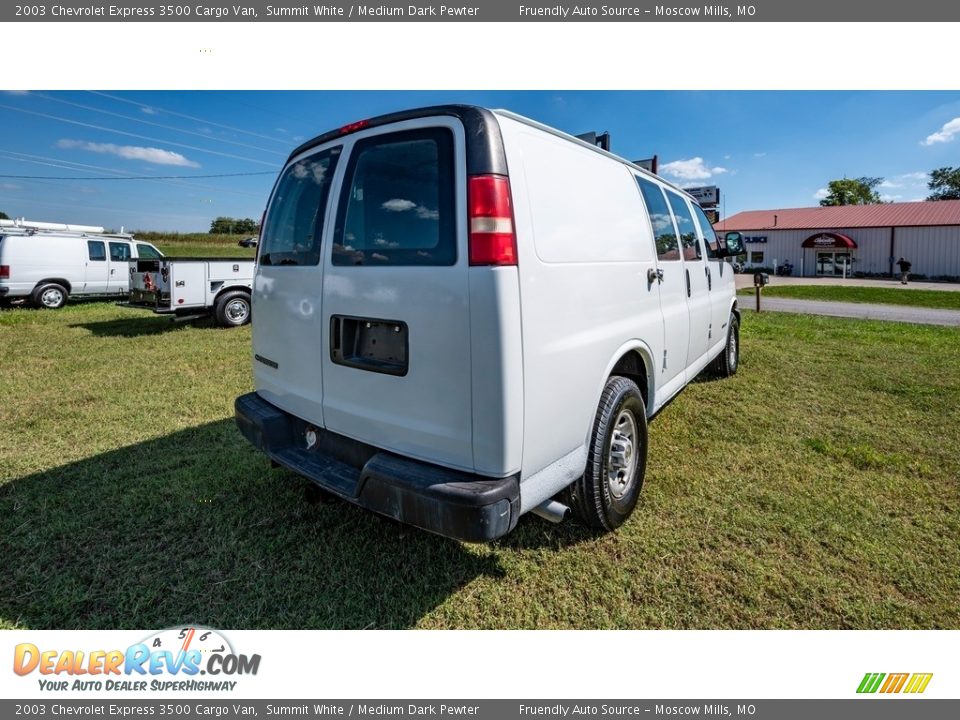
235, 106, 746, 541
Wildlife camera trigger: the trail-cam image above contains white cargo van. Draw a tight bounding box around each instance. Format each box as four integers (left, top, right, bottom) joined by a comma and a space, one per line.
0, 220, 163, 308
235, 106, 746, 541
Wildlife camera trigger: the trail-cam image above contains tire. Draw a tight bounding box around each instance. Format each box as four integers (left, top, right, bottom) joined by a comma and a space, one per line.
32, 283, 69, 309
562, 376, 648, 531
214, 290, 251, 327
710, 314, 740, 377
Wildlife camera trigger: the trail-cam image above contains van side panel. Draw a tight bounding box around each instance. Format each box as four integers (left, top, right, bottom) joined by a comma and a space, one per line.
497, 117, 664, 495
468, 266, 524, 477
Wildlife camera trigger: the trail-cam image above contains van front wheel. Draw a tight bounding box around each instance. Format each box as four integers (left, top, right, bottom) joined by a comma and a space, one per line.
563, 376, 648, 531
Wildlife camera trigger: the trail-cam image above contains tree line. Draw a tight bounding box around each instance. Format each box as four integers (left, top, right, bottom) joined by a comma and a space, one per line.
820, 166, 960, 206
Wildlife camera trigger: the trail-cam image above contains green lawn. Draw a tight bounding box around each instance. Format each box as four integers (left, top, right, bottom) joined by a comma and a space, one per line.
144, 231, 257, 259
739, 284, 960, 310
0, 304, 958, 629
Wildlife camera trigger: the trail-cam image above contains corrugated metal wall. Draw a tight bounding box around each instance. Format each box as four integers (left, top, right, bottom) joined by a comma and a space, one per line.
734, 225, 960, 277
895, 226, 960, 278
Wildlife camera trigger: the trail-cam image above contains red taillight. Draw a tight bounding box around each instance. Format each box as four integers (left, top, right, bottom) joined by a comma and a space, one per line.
339, 119, 370, 136
468, 174, 517, 266
0, 265, 8, 279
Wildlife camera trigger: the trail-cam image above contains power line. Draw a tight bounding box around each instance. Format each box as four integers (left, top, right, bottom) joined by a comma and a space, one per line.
32, 93, 286, 157
88, 91, 292, 146
0, 103, 280, 167
0, 171, 275, 180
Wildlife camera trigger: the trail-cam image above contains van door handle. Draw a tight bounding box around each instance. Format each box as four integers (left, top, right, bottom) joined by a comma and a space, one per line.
706, 266, 711, 291
685, 268, 691, 297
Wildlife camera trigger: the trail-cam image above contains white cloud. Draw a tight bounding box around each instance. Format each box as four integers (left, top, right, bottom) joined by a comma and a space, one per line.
0, 183, 22, 190
813, 188, 829, 200
880, 194, 903, 202
881, 172, 928, 189
140, 106, 158, 115
57, 139, 200, 167
922, 117, 960, 146
382, 198, 417, 212
5, 90, 30, 96
753, 152, 767, 158
660, 157, 727, 181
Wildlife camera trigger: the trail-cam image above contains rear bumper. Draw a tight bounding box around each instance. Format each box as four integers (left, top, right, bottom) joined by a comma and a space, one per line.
234, 392, 520, 542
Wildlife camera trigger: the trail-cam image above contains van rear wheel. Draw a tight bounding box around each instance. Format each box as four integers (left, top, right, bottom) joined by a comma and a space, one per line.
563, 376, 648, 531
214, 290, 251, 327
32, 283, 68, 309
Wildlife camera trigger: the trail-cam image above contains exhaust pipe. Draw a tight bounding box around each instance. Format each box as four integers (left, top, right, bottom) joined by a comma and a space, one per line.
532, 499, 571, 524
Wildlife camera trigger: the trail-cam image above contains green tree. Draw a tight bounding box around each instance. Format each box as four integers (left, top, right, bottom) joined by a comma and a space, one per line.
209, 216, 259, 234
819, 177, 884, 206
0, 211, 9, 220
926, 167, 960, 201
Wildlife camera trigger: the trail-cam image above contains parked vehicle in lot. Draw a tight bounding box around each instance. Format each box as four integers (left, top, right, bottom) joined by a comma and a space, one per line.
235, 105, 746, 541
238, 236, 259, 248
0, 219, 163, 308
125, 257, 255, 327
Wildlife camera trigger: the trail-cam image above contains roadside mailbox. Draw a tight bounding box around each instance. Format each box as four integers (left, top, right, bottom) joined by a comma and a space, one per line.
753, 272, 769, 312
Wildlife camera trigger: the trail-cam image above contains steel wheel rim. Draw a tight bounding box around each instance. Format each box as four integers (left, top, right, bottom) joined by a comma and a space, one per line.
729, 330, 738, 369
607, 409, 638, 499
226, 299, 249, 323
41, 288, 63, 307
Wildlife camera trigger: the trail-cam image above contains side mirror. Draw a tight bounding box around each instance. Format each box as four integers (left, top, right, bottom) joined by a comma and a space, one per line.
717, 231, 745, 257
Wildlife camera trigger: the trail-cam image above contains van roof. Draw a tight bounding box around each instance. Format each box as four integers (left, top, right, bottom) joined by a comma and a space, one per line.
289, 104, 695, 203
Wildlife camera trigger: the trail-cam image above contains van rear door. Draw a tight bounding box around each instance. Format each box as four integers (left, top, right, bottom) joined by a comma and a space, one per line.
319, 119, 475, 472
253, 144, 343, 425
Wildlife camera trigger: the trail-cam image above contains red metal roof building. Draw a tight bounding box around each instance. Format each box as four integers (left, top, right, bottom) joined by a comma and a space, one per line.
714, 200, 960, 279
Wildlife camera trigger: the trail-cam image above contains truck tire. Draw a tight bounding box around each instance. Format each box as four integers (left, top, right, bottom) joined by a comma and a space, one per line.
710, 314, 739, 378
215, 290, 251, 327
32, 283, 69, 309
563, 375, 648, 531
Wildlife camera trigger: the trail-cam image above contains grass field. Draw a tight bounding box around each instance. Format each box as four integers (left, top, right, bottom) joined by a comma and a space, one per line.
138, 231, 258, 259
739, 284, 960, 310
1, 303, 958, 630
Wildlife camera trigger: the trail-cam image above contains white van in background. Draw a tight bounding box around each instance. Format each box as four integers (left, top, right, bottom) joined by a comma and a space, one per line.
0, 219, 163, 308
235, 105, 746, 541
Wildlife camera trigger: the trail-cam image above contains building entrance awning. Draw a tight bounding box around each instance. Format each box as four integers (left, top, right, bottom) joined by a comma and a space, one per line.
802, 232, 858, 249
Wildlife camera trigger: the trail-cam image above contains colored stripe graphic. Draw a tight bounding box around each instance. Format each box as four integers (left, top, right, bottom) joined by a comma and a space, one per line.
857, 672, 932, 694
904, 673, 933, 694
880, 673, 909, 693
857, 673, 885, 693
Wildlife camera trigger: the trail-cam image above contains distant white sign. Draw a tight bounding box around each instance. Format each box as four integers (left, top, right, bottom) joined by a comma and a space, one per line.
687, 186, 720, 206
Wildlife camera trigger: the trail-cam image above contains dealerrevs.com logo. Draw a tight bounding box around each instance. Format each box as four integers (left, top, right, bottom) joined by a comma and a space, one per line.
13, 627, 261, 693
857, 673, 933, 694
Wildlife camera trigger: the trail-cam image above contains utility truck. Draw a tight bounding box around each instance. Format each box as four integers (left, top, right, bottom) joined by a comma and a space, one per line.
126, 257, 255, 327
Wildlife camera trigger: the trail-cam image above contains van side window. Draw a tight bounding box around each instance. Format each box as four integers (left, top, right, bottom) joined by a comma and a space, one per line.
87, 241, 106, 261
636, 178, 680, 261
136, 244, 161, 260
109, 242, 131, 262
260, 146, 342, 266
333, 128, 455, 267
666, 192, 702, 261
692, 204, 720, 259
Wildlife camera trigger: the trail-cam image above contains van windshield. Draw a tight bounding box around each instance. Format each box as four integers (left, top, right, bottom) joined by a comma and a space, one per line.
260, 146, 341, 266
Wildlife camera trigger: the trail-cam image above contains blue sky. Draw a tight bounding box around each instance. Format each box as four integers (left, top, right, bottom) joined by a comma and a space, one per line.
1, 90, 959, 232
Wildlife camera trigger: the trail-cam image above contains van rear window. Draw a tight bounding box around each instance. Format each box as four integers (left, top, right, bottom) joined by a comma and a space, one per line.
261, 146, 342, 266
333, 128, 455, 267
